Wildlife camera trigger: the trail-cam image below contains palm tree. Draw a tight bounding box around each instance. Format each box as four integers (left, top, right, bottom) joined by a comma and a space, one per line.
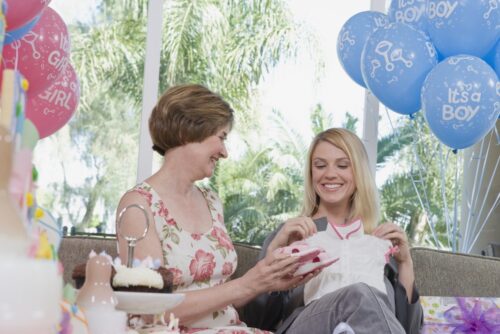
378, 114, 460, 248
41, 0, 305, 230
219, 109, 308, 244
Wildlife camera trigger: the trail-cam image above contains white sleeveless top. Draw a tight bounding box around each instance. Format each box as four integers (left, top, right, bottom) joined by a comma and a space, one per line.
304, 219, 395, 305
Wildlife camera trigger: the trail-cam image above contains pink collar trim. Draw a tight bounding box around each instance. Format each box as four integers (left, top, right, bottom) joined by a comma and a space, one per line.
329, 218, 363, 240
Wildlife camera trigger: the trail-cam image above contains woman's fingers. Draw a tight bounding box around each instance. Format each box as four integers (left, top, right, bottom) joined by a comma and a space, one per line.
270, 216, 319, 253
301, 217, 317, 237
287, 217, 317, 241
287, 224, 307, 242
265, 251, 299, 271
297, 269, 320, 284
263, 255, 328, 291
284, 267, 323, 290
374, 223, 406, 240
373, 222, 412, 264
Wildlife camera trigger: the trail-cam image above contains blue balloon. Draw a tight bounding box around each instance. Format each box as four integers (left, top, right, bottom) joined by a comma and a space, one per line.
426, 0, 499, 58
361, 22, 438, 115
484, 40, 500, 78
422, 55, 499, 149
337, 11, 389, 88
388, 0, 428, 34
492, 41, 500, 78
4, 14, 40, 46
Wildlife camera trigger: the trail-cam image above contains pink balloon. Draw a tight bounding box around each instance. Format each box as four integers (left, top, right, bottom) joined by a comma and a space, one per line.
2, 7, 70, 94
5, 0, 51, 31
27, 64, 80, 139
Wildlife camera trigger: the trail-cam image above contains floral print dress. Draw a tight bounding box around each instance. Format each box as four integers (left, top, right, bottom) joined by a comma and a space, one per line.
133, 182, 271, 334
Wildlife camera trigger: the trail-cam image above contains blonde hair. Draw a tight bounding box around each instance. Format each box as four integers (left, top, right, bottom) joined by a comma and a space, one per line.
149, 84, 234, 155
301, 128, 379, 233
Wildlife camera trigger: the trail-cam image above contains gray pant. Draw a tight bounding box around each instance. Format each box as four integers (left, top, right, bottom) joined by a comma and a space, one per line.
283, 283, 405, 334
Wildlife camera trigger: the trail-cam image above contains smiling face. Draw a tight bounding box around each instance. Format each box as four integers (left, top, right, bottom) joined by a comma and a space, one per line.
311, 140, 356, 212
190, 124, 230, 179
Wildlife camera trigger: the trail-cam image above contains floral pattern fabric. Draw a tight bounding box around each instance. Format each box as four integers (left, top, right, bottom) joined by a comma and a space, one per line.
133, 182, 271, 334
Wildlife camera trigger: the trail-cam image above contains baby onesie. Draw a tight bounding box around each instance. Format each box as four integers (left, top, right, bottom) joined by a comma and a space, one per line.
304, 219, 396, 305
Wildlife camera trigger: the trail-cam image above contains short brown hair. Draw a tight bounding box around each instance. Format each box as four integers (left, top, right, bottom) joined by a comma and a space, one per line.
149, 84, 234, 155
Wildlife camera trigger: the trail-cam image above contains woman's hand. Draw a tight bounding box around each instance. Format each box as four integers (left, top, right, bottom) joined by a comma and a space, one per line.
372, 222, 411, 265
242, 249, 319, 295
267, 217, 317, 254
373, 222, 416, 301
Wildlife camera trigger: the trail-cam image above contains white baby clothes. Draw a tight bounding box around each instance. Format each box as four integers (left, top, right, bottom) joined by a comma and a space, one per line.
304, 219, 395, 305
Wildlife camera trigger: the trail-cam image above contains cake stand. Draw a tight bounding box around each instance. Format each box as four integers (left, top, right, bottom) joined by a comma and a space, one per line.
115, 291, 185, 314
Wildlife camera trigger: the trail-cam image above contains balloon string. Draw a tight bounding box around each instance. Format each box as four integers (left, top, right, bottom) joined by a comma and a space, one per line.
416, 113, 440, 158
416, 116, 441, 163
467, 193, 500, 253
439, 144, 452, 249
384, 107, 440, 248
410, 115, 440, 247
452, 148, 460, 252
461, 136, 487, 250
467, 144, 498, 251
14, 42, 19, 70
463, 132, 494, 249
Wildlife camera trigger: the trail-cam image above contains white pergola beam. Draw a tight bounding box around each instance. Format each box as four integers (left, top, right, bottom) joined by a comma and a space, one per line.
362, 0, 385, 177
137, 0, 164, 183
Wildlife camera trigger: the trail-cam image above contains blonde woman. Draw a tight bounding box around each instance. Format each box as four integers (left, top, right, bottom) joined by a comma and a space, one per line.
245, 128, 423, 334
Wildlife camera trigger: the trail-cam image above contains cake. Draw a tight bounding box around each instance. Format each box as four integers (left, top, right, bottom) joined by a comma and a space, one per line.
112, 263, 173, 293
72, 256, 173, 293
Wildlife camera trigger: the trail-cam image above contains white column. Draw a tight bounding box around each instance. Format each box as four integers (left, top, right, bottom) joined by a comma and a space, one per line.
136, 0, 164, 183
362, 0, 385, 176
362, 90, 380, 177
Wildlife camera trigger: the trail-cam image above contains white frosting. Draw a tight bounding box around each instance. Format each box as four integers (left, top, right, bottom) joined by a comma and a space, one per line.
113, 265, 164, 289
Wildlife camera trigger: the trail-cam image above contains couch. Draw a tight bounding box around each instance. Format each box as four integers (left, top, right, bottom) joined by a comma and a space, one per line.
59, 236, 500, 308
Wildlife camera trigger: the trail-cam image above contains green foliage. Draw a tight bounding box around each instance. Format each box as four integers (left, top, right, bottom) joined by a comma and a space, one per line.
379, 114, 461, 249
310, 104, 332, 135
40, 0, 304, 231
159, 0, 306, 131
342, 112, 358, 133
38, 1, 460, 249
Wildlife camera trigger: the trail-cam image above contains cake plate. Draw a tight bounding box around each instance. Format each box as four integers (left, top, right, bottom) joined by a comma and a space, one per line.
115, 291, 185, 314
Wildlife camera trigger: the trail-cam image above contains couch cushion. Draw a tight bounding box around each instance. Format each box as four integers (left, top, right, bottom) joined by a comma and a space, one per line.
232, 243, 261, 279
58, 236, 260, 286
411, 247, 500, 297
59, 238, 500, 298
59, 236, 118, 285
